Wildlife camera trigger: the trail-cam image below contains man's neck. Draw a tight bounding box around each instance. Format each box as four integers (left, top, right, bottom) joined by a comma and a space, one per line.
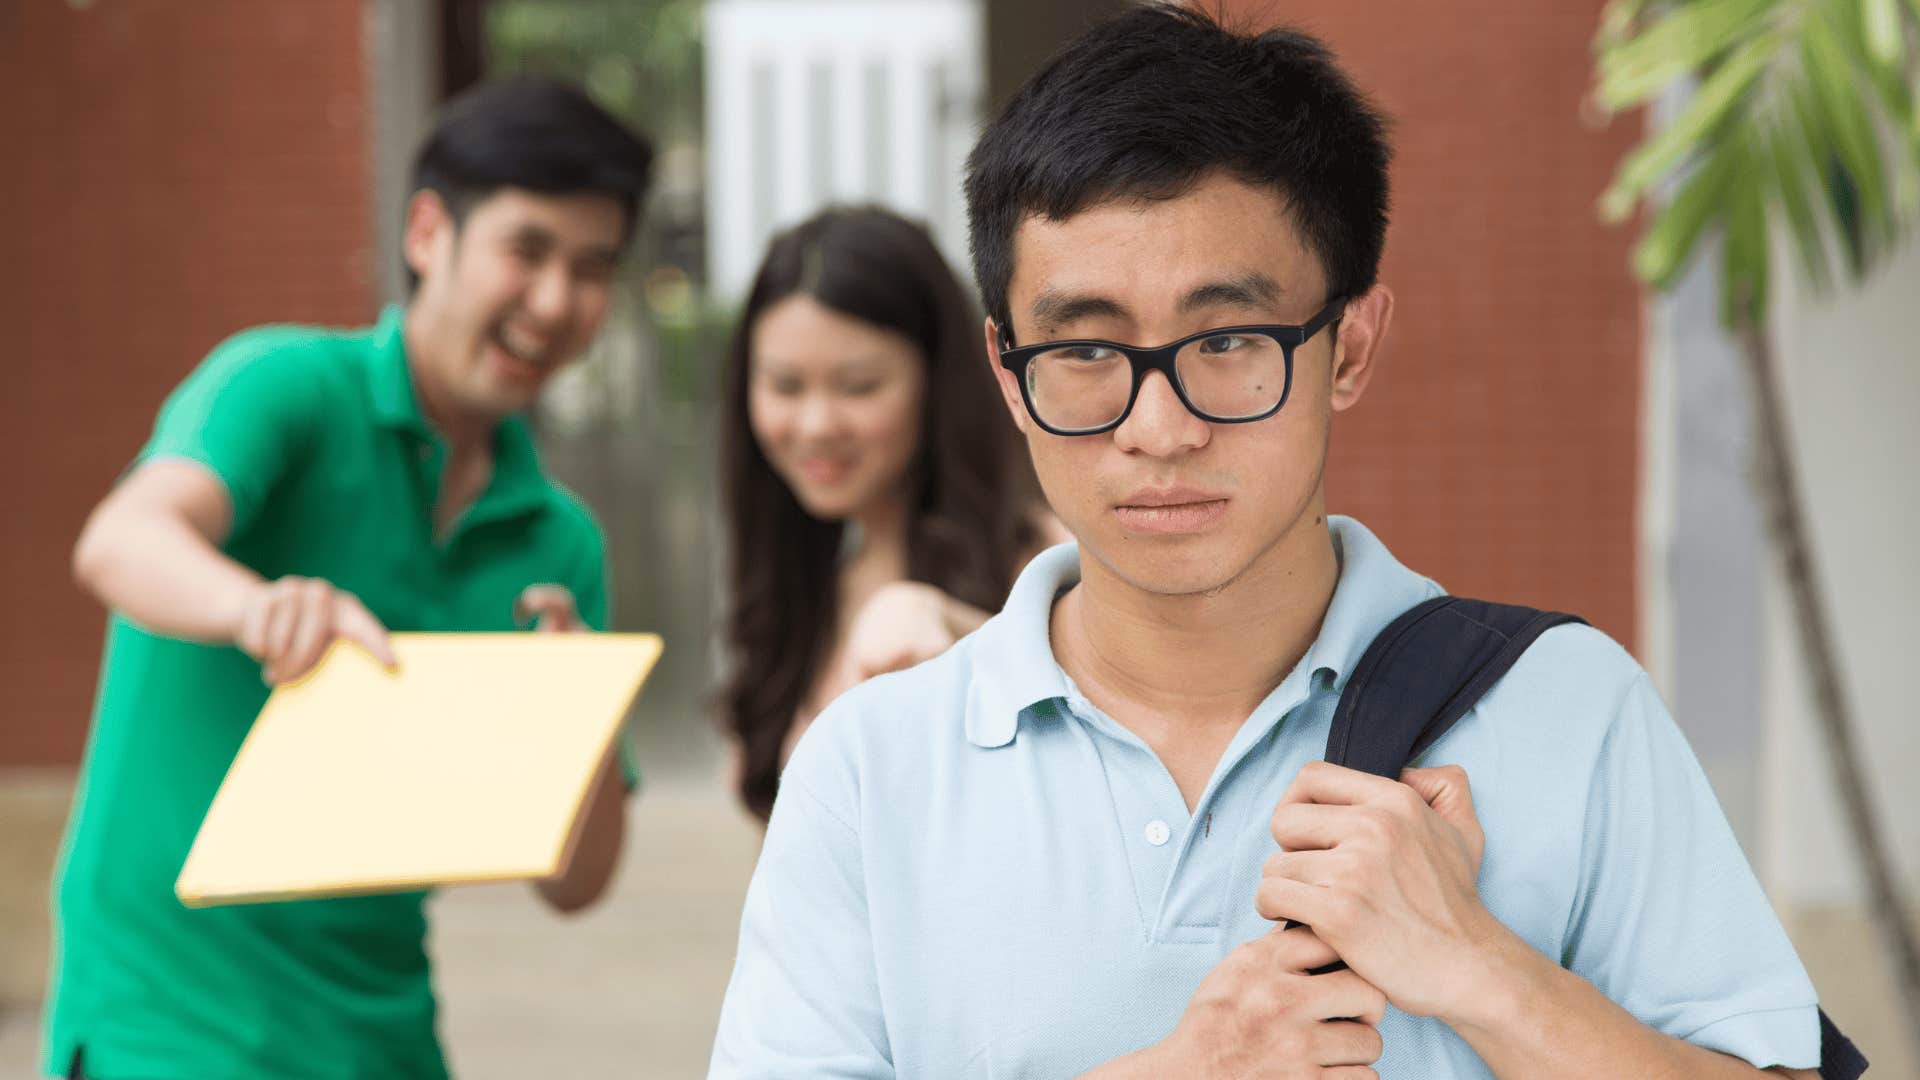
401, 315, 497, 456
400, 314, 501, 537
1056, 515, 1341, 735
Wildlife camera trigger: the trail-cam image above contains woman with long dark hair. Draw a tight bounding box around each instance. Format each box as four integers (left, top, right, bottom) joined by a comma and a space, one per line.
719, 206, 1060, 821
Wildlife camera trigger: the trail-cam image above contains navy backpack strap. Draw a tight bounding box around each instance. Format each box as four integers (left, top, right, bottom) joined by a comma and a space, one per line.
1325, 595, 1583, 778
1322, 595, 1869, 1078
1817, 1007, 1868, 1079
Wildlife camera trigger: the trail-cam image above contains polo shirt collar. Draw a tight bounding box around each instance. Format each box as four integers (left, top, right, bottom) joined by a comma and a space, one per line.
363, 304, 551, 527
963, 516, 1441, 749
1303, 516, 1444, 697
966, 542, 1080, 747
464, 415, 549, 526
366, 305, 430, 435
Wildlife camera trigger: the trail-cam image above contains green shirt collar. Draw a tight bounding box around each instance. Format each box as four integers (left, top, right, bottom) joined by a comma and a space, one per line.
367, 305, 430, 434
469, 414, 549, 527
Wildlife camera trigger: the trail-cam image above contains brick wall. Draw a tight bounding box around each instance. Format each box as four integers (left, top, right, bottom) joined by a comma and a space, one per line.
0, 0, 1645, 767
1216, 1, 1645, 651
2, 2, 375, 766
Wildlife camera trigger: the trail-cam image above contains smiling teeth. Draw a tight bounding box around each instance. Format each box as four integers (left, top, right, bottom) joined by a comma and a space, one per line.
499, 330, 545, 365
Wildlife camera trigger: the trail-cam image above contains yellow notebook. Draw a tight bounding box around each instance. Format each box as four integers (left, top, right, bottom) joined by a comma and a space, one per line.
176, 632, 663, 907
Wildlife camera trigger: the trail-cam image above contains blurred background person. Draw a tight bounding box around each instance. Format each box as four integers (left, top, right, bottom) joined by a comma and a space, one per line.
719, 206, 1063, 822
42, 78, 651, 1080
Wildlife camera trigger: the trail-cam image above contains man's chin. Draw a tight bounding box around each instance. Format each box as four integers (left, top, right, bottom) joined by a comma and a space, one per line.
1086, 534, 1251, 599
468, 380, 543, 418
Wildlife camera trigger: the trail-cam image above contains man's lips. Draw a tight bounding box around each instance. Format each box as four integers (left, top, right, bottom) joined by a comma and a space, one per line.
1113, 485, 1230, 534
490, 323, 563, 374
1116, 484, 1229, 508
487, 340, 548, 383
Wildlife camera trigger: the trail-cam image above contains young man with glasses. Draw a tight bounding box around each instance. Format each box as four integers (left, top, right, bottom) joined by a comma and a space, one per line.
47, 79, 650, 1080
710, 7, 1825, 1078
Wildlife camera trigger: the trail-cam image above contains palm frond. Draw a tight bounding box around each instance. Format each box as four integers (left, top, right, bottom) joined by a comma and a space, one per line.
1593, 0, 1920, 321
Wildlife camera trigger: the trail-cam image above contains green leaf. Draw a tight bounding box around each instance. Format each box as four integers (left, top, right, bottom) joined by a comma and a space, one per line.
1596, 0, 1658, 48
1837, 0, 1917, 116
1762, 123, 1836, 294
1719, 173, 1771, 325
1785, 77, 1873, 276
1787, 73, 1839, 178
1801, 14, 1891, 236
1599, 29, 1778, 220
1595, 0, 1776, 110
1912, 66, 1920, 142
1893, 151, 1920, 223
1595, 0, 1920, 326
1633, 142, 1741, 287
1861, 0, 1902, 65
1877, 64, 1920, 221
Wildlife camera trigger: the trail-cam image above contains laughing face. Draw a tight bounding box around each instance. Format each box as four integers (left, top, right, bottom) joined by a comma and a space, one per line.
747, 294, 925, 523
402, 186, 627, 421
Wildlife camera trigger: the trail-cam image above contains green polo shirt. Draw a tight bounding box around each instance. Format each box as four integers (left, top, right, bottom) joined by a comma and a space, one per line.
44, 307, 613, 1080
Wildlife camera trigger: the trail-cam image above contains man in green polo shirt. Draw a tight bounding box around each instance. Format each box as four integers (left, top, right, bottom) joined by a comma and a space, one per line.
43, 78, 653, 1080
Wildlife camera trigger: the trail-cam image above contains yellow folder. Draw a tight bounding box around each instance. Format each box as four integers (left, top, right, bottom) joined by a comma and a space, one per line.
176, 632, 663, 907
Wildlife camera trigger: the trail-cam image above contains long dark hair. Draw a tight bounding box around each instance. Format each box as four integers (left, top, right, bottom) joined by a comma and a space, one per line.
721, 206, 1036, 821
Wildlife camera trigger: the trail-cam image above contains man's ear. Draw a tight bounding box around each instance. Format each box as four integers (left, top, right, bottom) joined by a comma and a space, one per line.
402, 190, 456, 286
1328, 284, 1394, 414
983, 317, 1032, 435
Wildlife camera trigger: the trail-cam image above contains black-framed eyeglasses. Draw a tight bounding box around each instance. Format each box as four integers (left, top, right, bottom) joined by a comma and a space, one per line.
997, 298, 1346, 436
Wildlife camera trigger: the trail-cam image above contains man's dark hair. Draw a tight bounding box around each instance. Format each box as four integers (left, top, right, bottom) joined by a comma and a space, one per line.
964, 4, 1390, 338
406, 77, 654, 288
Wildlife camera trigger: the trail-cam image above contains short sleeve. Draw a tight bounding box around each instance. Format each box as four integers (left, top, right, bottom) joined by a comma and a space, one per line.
139, 331, 323, 537
709, 715, 893, 1078
1562, 673, 1821, 1069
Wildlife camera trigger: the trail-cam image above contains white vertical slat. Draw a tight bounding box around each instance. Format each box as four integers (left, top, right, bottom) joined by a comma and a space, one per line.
830, 54, 865, 202
773, 47, 812, 228
702, 1, 756, 299
704, 0, 984, 299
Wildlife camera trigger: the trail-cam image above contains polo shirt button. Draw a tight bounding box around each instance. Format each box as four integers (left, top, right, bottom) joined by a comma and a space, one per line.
1143, 820, 1171, 847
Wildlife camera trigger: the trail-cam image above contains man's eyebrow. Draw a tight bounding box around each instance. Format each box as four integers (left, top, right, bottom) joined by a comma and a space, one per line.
1024, 272, 1285, 339
508, 223, 621, 265
1178, 271, 1283, 313
1028, 291, 1129, 337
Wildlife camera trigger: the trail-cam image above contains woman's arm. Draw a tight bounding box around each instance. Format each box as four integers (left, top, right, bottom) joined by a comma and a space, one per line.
844, 582, 980, 684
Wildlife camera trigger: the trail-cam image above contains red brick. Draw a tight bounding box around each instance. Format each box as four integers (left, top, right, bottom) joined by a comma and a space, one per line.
2, 1, 372, 765
1217, 0, 1644, 651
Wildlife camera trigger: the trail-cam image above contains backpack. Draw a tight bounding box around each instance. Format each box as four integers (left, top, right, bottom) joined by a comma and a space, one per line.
1323, 595, 1868, 1079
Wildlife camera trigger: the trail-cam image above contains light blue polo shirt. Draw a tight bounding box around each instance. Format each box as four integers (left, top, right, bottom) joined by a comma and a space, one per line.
711, 516, 1821, 1078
